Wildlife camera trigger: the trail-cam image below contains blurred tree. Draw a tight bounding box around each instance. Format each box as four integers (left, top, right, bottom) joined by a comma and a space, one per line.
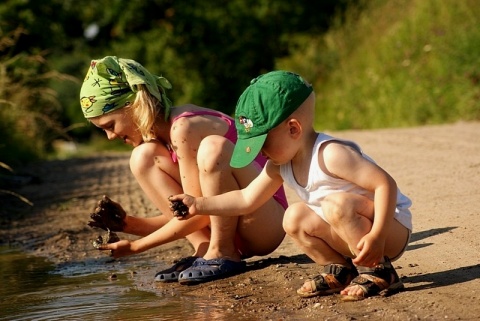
73, 0, 349, 113
0, 28, 77, 164
0, 0, 84, 55
0, 0, 349, 159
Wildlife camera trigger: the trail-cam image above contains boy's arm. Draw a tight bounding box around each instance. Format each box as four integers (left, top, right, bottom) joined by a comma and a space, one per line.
322, 142, 397, 264
322, 142, 397, 234
172, 161, 284, 217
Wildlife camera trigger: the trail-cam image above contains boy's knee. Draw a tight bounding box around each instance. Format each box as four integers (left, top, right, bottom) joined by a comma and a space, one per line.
282, 203, 306, 235
322, 193, 372, 225
322, 194, 352, 224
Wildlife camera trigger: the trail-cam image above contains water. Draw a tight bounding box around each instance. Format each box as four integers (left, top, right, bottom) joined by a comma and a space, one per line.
0, 247, 246, 321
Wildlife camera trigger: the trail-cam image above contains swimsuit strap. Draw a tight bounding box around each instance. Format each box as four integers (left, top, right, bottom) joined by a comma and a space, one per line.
172, 110, 236, 143
167, 110, 236, 163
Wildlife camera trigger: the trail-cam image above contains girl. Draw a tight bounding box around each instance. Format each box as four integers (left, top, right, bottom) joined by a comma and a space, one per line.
79, 56, 287, 284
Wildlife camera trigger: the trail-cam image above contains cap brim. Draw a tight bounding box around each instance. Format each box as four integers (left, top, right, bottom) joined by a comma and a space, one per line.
230, 134, 267, 168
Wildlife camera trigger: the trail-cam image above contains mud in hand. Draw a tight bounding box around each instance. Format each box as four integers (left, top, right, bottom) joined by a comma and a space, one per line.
169, 200, 189, 218
88, 195, 126, 232
92, 228, 120, 250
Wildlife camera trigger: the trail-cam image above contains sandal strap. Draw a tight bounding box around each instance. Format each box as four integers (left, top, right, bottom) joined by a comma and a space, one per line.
351, 273, 390, 290
348, 256, 402, 297
358, 257, 400, 284
310, 262, 358, 292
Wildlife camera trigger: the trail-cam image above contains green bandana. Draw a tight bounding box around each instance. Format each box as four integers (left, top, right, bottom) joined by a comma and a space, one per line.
79, 56, 173, 119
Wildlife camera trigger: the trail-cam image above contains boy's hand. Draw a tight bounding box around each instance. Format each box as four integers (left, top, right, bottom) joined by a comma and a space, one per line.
168, 194, 196, 219
88, 195, 126, 231
353, 232, 385, 267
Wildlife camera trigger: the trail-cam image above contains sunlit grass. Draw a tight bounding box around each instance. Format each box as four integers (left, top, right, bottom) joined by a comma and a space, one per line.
277, 0, 480, 130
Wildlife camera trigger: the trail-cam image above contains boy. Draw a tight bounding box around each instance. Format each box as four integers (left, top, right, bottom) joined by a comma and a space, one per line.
172, 71, 412, 300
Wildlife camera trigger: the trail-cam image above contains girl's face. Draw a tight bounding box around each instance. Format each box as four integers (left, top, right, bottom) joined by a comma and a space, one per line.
89, 108, 143, 147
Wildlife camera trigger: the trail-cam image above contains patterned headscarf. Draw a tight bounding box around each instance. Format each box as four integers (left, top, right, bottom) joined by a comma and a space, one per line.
79, 56, 172, 119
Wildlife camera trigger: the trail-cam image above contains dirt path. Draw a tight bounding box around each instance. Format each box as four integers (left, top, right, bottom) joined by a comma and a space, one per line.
1, 121, 479, 320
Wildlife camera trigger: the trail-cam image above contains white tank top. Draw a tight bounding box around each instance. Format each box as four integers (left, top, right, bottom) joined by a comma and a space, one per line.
279, 133, 412, 230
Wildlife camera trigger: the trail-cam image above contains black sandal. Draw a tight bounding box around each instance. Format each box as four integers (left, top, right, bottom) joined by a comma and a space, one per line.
154, 256, 198, 282
297, 260, 359, 298
341, 256, 404, 301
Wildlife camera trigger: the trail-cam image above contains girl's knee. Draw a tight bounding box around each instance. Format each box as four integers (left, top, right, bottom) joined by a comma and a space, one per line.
130, 144, 157, 175
197, 136, 232, 172
130, 143, 180, 189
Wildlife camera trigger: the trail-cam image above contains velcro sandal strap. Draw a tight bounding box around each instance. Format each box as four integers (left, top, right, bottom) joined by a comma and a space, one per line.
356, 273, 390, 290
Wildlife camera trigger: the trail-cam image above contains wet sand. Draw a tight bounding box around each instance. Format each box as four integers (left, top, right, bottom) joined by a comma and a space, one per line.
1, 121, 479, 320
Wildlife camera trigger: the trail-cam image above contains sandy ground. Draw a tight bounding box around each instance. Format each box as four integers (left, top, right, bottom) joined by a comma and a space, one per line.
1, 121, 479, 320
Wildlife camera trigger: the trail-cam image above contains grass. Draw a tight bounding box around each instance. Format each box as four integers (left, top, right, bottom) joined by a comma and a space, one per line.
277, 0, 480, 130
3, 0, 480, 166
0, 28, 79, 165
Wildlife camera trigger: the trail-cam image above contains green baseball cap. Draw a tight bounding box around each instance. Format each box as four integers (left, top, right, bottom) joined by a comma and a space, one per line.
230, 71, 313, 168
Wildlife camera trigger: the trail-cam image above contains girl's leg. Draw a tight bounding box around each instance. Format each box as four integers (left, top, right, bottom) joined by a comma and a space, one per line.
196, 135, 285, 261
129, 141, 210, 257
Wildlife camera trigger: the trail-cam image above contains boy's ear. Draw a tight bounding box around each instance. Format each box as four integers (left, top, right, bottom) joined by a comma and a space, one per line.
288, 119, 302, 137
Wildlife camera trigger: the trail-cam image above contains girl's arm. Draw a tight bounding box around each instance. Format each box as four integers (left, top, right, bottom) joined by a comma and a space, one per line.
169, 115, 206, 197
128, 140, 211, 235
100, 213, 210, 257
97, 139, 211, 257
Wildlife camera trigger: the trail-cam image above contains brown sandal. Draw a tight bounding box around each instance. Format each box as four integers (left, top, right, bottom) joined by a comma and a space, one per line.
341, 256, 404, 301
297, 260, 358, 298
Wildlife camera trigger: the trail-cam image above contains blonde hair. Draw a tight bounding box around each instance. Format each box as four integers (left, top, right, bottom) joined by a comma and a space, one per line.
130, 85, 167, 141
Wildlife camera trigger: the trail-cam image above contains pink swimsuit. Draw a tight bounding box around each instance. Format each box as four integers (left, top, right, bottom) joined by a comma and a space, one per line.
170, 110, 288, 209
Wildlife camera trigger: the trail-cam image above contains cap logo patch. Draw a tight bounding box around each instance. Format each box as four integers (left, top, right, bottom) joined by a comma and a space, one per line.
239, 116, 253, 132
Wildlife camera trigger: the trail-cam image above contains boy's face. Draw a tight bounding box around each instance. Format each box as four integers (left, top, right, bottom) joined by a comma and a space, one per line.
260, 121, 295, 165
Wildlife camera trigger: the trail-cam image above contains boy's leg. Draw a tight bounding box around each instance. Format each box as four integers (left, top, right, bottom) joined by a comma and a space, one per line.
283, 202, 358, 297
284, 193, 409, 297
283, 202, 348, 264
320, 192, 410, 300
321, 192, 409, 263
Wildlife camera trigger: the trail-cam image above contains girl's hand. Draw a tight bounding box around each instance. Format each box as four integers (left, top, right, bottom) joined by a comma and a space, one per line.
353, 232, 385, 267
88, 195, 126, 232
168, 194, 197, 219
97, 240, 135, 258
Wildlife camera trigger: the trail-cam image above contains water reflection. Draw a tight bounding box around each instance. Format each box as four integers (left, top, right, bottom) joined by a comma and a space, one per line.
0, 247, 250, 321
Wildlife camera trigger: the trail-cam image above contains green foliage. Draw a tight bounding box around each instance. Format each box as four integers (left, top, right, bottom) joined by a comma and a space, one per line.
0, 28, 77, 165
0, 0, 345, 161
1, 0, 479, 164
0, 0, 83, 56
79, 0, 348, 114
278, 0, 480, 130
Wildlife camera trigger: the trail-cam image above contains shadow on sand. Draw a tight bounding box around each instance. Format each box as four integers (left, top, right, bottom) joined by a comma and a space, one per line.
245, 226, 476, 293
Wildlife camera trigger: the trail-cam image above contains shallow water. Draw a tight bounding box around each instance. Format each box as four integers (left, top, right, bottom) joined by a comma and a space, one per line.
0, 246, 249, 321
